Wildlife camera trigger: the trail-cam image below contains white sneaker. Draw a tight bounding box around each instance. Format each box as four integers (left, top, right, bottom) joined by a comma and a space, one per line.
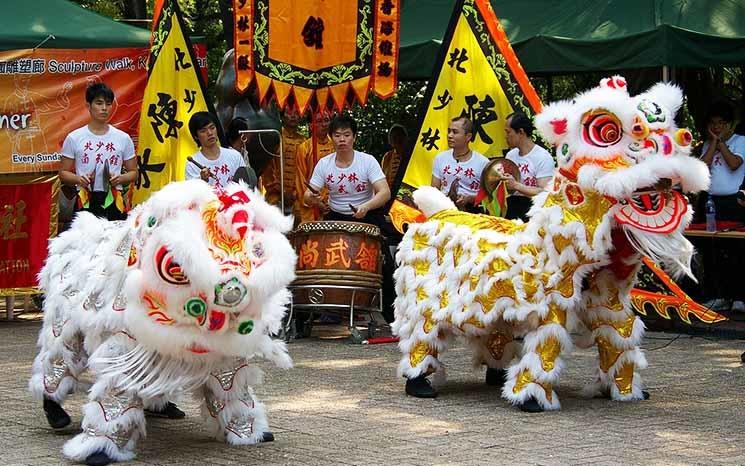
704, 298, 732, 312
731, 300, 745, 312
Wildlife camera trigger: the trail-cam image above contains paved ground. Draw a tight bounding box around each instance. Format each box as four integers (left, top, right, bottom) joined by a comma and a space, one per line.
2, 319, 744, 466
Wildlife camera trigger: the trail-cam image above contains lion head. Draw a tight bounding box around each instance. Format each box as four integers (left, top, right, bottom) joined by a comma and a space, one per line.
122, 180, 296, 361
535, 76, 710, 277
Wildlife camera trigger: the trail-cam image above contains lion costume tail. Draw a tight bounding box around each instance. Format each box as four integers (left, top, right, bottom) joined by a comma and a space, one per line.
412, 186, 456, 218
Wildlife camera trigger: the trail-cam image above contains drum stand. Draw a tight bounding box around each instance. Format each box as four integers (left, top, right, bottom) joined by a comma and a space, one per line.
283, 284, 385, 344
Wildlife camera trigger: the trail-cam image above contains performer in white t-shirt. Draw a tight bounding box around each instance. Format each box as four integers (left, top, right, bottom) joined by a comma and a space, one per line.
503, 112, 555, 220
58, 83, 138, 221
304, 114, 390, 221
303, 114, 394, 324
185, 112, 246, 189
431, 116, 489, 212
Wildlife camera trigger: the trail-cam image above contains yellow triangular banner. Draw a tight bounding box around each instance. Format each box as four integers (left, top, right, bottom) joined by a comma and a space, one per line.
133, 0, 209, 205
293, 86, 314, 114
315, 87, 329, 110
328, 82, 350, 111
351, 76, 371, 106
255, 73, 273, 105
400, 1, 540, 190
273, 81, 292, 109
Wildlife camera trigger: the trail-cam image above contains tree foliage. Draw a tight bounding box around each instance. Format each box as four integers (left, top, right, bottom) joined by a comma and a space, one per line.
71, 0, 227, 101
69, 1, 745, 156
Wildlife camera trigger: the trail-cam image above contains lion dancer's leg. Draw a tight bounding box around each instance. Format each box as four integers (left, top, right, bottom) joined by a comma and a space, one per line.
29, 303, 87, 430
394, 306, 449, 398
583, 270, 648, 401
62, 333, 146, 465
467, 321, 519, 388
201, 358, 274, 445
503, 303, 573, 412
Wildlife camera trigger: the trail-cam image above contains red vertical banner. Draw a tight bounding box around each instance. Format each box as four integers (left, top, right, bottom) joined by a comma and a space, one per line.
372, 0, 400, 98
234, 0, 254, 93
0, 174, 58, 293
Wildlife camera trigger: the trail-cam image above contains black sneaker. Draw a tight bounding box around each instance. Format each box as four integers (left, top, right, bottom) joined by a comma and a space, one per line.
518, 397, 544, 413
43, 397, 71, 429
485, 367, 507, 387
84, 451, 113, 466
145, 401, 185, 419
405, 374, 437, 398
261, 431, 275, 442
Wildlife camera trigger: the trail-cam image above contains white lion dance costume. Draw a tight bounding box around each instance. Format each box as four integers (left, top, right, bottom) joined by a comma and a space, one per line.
29, 180, 296, 464
392, 77, 710, 412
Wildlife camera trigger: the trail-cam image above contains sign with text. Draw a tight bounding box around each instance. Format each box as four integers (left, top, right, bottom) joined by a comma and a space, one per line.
0, 45, 208, 175
0, 48, 148, 174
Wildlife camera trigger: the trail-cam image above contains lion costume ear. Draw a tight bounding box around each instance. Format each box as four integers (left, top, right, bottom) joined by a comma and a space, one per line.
246, 189, 294, 234
535, 100, 574, 146
638, 82, 684, 116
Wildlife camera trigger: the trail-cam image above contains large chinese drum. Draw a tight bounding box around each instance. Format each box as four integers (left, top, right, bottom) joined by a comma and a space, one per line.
290, 221, 382, 312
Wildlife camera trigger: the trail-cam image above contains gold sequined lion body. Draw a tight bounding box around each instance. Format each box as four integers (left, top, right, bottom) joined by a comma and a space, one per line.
392, 77, 710, 411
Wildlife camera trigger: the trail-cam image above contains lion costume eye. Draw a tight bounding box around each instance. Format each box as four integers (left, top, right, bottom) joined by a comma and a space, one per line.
155, 246, 190, 285
582, 110, 622, 147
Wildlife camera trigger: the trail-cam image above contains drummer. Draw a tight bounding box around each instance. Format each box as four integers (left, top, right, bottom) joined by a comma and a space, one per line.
431, 116, 490, 213
502, 112, 555, 221
303, 114, 391, 223
302, 115, 394, 323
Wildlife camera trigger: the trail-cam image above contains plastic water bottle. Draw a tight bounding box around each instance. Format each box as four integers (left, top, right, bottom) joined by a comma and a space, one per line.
705, 197, 717, 232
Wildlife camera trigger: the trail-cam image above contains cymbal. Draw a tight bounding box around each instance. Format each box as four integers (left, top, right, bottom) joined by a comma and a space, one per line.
481, 158, 520, 194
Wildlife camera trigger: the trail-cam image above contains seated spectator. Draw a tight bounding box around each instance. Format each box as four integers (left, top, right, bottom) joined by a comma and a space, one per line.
699, 100, 745, 222
697, 100, 745, 313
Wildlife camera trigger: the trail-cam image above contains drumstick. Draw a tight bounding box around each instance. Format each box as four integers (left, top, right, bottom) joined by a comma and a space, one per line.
304, 181, 320, 195
349, 204, 358, 213
187, 156, 218, 180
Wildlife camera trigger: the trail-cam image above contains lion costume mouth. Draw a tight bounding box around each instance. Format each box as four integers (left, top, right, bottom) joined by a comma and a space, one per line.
615, 189, 687, 234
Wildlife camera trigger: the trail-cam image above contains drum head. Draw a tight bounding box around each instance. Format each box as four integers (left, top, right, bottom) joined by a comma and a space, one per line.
481, 158, 520, 194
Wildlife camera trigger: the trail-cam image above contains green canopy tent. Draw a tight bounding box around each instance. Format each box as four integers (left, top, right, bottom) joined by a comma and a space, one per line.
399, 0, 745, 79
1, 0, 150, 51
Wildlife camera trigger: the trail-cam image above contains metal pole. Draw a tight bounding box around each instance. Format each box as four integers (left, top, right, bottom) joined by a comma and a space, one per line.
238, 128, 284, 212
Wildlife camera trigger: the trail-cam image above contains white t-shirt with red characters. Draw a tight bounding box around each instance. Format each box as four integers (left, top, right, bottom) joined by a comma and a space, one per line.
432, 149, 489, 197
505, 145, 555, 197
702, 133, 745, 196
185, 147, 246, 189
60, 125, 136, 192
309, 150, 386, 215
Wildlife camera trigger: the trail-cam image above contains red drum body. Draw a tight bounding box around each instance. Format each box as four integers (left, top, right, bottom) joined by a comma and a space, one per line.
290, 221, 382, 312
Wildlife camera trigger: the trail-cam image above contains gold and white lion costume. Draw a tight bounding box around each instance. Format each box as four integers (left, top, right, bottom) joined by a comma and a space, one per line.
392, 77, 710, 411
29, 180, 296, 463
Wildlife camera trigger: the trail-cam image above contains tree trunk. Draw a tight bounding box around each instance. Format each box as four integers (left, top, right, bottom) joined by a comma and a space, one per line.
217, 0, 234, 49
122, 0, 147, 19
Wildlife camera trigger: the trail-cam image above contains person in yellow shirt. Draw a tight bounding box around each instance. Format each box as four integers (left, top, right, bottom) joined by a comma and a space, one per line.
260, 107, 304, 216
380, 124, 408, 188
295, 110, 334, 223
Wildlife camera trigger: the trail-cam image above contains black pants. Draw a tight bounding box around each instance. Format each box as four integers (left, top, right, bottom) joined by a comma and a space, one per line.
324, 209, 396, 323
75, 191, 127, 221
506, 195, 532, 222
695, 192, 745, 223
